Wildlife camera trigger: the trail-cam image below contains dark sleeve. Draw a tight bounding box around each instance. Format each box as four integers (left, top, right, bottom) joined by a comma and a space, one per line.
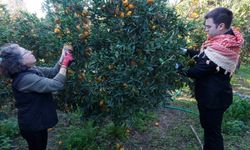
186, 49, 199, 58
185, 56, 217, 79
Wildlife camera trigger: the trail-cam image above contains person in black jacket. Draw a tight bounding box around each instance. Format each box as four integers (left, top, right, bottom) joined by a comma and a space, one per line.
0, 43, 74, 150
179, 7, 244, 150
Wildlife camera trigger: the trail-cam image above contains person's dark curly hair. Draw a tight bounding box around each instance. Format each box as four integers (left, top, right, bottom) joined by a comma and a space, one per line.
0, 44, 28, 78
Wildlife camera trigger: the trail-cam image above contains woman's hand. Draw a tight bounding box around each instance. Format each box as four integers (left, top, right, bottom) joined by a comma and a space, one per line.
61, 52, 74, 68
59, 44, 73, 63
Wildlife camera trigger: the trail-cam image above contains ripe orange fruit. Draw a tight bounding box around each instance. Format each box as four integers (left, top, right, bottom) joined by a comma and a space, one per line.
193, 44, 199, 49
120, 12, 125, 18
123, 0, 129, 6
76, 24, 81, 30
120, 146, 125, 150
127, 4, 135, 9
125, 11, 132, 17
190, 12, 199, 18
99, 100, 104, 107
147, 0, 154, 5
83, 31, 90, 38
54, 28, 61, 33
79, 31, 90, 39
83, 24, 91, 31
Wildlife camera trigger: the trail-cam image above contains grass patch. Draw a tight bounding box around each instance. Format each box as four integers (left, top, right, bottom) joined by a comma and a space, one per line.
128, 111, 157, 132
232, 63, 250, 85
223, 95, 250, 136
0, 117, 19, 150
236, 64, 250, 79
0, 118, 19, 138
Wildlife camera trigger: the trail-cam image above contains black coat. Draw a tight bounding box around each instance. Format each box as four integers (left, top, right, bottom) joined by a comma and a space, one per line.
186, 50, 232, 110
12, 70, 58, 131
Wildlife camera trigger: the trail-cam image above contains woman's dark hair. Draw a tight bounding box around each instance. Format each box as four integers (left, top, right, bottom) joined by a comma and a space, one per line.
0, 43, 28, 78
204, 7, 233, 29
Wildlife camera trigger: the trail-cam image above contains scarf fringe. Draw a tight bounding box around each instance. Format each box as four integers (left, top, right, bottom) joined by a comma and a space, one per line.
206, 60, 210, 65
216, 66, 220, 72
214, 65, 232, 76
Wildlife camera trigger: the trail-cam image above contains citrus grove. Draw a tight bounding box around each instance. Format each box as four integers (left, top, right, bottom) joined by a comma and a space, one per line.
1, 0, 250, 149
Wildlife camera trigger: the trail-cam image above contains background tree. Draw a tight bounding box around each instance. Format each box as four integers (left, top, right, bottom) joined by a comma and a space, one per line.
175, 0, 250, 60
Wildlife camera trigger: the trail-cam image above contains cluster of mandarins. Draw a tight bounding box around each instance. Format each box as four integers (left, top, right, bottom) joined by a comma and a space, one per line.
113, 0, 154, 17
53, 7, 91, 41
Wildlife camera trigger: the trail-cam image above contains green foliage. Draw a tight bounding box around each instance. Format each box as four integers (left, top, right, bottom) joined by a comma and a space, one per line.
43, 0, 94, 110
0, 15, 11, 109
223, 96, 250, 135
100, 122, 127, 140
9, 12, 61, 63
129, 110, 156, 132
59, 120, 128, 150
224, 96, 250, 121
0, 5, 12, 45
230, 1, 250, 61
81, 0, 190, 125
0, 118, 19, 150
56, 107, 157, 149
235, 63, 250, 78
223, 120, 247, 135
60, 121, 103, 150
0, 118, 19, 138
0, 135, 12, 150
0, 78, 13, 110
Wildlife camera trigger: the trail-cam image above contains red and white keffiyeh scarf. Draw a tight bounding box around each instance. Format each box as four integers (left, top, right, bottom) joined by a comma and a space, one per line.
201, 28, 244, 75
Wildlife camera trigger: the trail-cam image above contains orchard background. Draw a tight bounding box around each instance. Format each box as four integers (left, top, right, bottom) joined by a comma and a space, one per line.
0, 0, 250, 149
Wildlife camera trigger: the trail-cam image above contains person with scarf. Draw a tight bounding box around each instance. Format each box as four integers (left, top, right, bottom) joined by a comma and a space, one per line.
0, 43, 74, 150
179, 7, 244, 150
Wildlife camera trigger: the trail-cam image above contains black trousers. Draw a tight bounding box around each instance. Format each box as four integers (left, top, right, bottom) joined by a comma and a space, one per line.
20, 129, 48, 150
198, 105, 227, 150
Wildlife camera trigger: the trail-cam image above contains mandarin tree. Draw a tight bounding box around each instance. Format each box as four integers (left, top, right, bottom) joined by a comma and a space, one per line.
82, 0, 190, 125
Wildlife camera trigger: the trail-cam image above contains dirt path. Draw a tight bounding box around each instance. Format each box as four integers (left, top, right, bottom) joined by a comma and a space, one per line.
123, 104, 202, 150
